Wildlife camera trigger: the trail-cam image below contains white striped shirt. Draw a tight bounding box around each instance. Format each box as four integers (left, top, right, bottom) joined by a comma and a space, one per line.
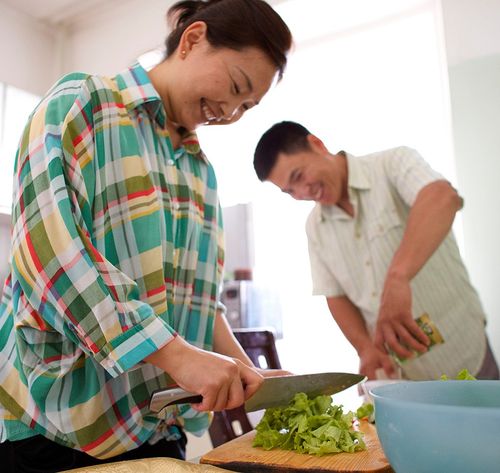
307, 146, 487, 380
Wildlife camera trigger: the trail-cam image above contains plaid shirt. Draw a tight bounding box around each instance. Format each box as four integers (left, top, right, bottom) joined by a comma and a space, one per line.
0, 63, 224, 458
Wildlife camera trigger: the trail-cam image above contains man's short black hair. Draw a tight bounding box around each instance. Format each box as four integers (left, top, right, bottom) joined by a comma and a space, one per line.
253, 121, 312, 181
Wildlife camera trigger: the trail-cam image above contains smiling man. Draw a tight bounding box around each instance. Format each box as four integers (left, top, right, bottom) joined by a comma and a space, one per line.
253, 120, 499, 381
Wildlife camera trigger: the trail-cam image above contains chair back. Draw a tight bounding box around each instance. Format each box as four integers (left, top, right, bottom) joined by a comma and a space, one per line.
208, 328, 281, 447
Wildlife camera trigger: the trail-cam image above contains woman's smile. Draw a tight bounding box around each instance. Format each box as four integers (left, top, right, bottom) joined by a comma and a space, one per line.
201, 98, 221, 123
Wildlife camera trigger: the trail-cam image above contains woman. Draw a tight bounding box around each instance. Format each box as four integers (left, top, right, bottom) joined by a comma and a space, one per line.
0, 0, 292, 470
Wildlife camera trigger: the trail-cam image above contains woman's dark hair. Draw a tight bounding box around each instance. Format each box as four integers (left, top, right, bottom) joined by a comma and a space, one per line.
165, 0, 292, 80
253, 121, 311, 181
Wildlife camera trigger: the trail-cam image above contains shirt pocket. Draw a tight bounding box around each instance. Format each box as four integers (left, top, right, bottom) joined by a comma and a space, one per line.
366, 208, 403, 241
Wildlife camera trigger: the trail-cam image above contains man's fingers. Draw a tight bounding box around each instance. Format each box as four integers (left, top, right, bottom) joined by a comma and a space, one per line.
397, 324, 428, 353
383, 325, 414, 359
407, 319, 430, 348
374, 329, 386, 351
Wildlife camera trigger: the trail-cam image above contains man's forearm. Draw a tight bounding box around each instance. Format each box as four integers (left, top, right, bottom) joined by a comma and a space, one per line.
326, 296, 373, 355
387, 180, 462, 281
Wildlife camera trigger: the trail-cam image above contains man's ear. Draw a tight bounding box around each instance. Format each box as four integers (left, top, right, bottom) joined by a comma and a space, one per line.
178, 21, 208, 56
307, 134, 329, 154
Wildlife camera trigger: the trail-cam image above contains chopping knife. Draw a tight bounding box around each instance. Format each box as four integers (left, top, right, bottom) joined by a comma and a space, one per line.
149, 372, 365, 413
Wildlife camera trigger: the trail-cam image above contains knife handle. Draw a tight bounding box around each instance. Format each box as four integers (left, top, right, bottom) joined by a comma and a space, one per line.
149, 387, 203, 413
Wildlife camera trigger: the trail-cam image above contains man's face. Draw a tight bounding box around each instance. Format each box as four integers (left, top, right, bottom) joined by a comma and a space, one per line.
267, 139, 344, 206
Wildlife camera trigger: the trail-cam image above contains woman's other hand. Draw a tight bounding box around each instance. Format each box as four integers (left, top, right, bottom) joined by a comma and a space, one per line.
145, 336, 263, 412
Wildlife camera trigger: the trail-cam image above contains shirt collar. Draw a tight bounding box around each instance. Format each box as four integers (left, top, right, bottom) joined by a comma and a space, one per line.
318, 151, 371, 222
345, 152, 371, 191
114, 62, 203, 159
115, 62, 163, 116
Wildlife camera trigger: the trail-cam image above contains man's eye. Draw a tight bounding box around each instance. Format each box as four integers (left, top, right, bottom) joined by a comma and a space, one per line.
233, 82, 240, 94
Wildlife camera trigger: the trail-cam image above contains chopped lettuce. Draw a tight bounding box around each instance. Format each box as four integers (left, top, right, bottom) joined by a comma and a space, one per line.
253, 393, 366, 456
355, 402, 374, 421
440, 368, 476, 380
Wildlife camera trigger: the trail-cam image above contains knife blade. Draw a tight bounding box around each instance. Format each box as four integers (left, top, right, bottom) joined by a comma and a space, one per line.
149, 372, 365, 414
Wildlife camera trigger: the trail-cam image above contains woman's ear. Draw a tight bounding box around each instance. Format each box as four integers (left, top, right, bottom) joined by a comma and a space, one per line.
178, 21, 208, 57
307, 134, 329, 154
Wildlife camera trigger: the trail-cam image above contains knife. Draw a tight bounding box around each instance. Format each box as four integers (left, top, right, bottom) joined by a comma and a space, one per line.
149, 372, 365, 413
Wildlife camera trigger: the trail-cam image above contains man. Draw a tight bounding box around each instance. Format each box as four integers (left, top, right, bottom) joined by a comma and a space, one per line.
253, 121, 499, 380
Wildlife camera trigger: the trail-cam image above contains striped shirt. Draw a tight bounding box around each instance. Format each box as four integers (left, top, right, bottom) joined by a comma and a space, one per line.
307, 146, 487, 380
0, 63, 224, 458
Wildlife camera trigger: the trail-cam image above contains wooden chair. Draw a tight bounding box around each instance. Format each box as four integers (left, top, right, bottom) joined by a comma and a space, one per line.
208, 328, 281, 447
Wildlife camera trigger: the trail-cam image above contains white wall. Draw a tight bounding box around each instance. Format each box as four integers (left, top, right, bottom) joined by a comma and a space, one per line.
0, 2, 58, 295
0, 2, 59, 96
441, 0, 500, 360
59, 0, 174, 76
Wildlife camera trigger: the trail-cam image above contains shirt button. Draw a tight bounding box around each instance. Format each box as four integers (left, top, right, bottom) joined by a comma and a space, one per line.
365, 261, 371, 266
371, 291, 377, 298
355, 232, 361, 238
378, 225, 384, 232
167, 159, 175, 165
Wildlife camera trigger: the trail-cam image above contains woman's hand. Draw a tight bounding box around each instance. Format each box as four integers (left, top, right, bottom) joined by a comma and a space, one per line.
145, 336, 263, 412
255, 368, 293, 377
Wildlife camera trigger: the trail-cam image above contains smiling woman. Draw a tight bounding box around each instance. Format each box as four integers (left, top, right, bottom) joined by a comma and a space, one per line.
0, 0, 292, 471
147, 0, 291, 145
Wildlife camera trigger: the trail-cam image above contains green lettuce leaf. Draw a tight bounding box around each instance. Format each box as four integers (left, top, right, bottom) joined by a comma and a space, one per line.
440, 368, 476, 380
356, 402, 374, 421
253, 392, 366, 456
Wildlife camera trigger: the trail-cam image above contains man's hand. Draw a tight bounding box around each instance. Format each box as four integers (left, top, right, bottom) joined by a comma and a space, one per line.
374, 273, 429, 359
145, 336, 264, 412
358, 343, 398, 380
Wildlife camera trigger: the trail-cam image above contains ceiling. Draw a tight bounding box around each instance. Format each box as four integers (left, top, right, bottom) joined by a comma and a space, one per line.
0, 0, 112, 25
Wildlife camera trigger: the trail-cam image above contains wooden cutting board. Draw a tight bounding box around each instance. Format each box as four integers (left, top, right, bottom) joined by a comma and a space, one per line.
200, 422, 393, 472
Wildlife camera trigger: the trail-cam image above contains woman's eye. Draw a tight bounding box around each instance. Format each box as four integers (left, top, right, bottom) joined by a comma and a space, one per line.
242, 103, 250, 111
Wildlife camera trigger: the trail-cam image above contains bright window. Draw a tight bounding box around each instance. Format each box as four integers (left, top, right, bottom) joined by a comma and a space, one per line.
0, 84, 41, 212
198, 0, 454, 375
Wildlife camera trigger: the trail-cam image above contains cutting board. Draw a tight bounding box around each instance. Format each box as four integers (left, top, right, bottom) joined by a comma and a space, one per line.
200, 421, 393, 472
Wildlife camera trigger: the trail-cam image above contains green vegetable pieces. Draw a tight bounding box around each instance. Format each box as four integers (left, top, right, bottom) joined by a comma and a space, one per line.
355, 402, 374, 421
253, 393, 366, 456
440, 368, 477, 380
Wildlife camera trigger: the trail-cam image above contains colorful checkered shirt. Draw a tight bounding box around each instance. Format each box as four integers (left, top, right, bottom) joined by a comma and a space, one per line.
0, 62, 224, 458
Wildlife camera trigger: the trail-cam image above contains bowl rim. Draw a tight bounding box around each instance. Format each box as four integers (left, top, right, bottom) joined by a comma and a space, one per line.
370, 380, 500, 412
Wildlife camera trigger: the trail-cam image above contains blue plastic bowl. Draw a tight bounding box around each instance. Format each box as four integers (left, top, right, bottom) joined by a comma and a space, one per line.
371, 381, 500, 473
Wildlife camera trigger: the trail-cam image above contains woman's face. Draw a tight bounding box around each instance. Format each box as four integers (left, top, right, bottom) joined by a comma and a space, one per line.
164, 22, 278, 131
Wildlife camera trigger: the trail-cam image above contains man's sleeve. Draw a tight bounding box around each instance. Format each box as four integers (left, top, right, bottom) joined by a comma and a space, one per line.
384, 146, 447, 206
305, 210, 345, 298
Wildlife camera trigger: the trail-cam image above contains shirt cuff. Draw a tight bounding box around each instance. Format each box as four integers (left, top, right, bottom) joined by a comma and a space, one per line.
216, 301, 227, 315
93, 315, 176, 377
